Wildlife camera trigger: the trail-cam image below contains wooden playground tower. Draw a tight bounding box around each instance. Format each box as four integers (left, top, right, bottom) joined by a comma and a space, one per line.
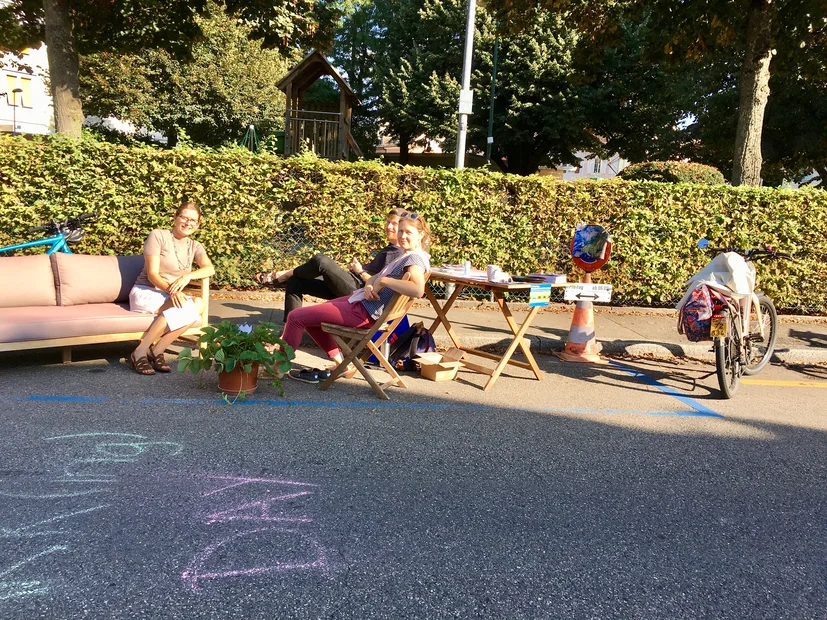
277, 50, 363, 160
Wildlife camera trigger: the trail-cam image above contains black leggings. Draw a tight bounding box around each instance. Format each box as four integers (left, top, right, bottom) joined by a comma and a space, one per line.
284, 254, 361, 320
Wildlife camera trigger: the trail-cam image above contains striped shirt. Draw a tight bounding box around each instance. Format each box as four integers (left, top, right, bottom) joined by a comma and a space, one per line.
359, 250, 430, 319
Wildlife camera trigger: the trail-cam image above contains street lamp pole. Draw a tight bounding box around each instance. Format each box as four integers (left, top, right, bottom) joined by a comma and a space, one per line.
12, 88, 23, 135
454, 0, 477, 170
485, 35, 499, 164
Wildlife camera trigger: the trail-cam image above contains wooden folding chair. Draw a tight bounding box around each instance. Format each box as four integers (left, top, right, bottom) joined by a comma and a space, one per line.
319, 274, 425, 400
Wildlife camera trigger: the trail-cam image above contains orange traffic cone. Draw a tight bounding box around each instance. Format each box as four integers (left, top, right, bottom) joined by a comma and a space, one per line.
555, 273, 607, 364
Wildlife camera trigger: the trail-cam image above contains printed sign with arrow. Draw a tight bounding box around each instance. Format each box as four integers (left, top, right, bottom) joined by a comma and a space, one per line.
564, 283, 613, 303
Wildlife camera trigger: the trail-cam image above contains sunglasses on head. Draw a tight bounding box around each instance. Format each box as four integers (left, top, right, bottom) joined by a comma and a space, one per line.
401, 212, 420, 220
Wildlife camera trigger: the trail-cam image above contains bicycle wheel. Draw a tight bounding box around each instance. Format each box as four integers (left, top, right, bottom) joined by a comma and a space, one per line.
714, 313, 741, 399
743, 295, 778, 376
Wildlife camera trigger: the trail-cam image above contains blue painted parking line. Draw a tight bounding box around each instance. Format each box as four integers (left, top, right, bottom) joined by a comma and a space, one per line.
609, 360, 723, 418
14, 395, 108, 403
4, 392, 720, 418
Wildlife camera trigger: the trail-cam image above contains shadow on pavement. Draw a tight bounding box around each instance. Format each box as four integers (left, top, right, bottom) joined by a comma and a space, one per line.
0, 352, 824, 619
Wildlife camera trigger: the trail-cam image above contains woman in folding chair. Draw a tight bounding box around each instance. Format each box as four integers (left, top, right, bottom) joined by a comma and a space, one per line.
279, 212, 431, 384
255, 208, 406, 322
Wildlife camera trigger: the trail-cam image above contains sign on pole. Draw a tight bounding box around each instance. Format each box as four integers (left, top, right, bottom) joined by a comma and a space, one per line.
563, 283, 613, 303
529, 283, 552, 307
571, 223, 612, 272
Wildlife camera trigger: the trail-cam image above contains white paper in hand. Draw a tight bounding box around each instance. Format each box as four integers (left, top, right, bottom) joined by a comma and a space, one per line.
162, 298, 200, 331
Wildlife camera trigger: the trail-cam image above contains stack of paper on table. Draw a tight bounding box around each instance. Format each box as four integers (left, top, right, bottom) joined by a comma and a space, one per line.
528, 273, 567, 284
434, 266, 488, 279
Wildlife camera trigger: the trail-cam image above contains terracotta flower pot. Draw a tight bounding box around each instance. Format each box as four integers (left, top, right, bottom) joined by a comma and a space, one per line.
217, 363, 259, 397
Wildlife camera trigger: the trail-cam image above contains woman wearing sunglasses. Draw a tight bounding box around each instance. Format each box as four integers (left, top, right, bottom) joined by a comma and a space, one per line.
127, 202, 215, 375
256, 208, 407, 322
280, 211, 431, 383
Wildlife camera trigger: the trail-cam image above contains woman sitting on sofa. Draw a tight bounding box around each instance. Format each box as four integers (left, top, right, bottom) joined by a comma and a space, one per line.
127, 202, 215, 375
255, 208, 406, 322
280, 211, 431, 383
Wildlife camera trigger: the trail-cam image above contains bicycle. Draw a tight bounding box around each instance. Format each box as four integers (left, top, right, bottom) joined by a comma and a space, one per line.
0, 212, 97, 255
689, 239, 792, 398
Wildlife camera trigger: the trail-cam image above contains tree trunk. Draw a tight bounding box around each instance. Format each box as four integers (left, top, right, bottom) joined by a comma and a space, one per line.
731, 0, 774, 186
502, 144, 542, 176
492, 151, 509, 173
43, 0, 84, 138
166, 126, 179, 148
398, 136, 410, 165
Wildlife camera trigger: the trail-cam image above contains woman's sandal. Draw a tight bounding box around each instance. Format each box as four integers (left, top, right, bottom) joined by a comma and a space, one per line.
147, 347, 172, 373
128, 353, 156, 376
329, 365, 357, 380
255, 271, 276, 285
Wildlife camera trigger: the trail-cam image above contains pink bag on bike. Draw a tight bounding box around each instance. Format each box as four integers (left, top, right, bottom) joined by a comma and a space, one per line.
678, 284, 714, 341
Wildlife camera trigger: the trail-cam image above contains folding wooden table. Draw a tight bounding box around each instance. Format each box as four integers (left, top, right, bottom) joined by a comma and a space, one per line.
424, 269, 563, 391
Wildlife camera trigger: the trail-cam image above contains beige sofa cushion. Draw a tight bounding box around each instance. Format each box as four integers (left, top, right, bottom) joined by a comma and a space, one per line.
0, 254, 57, 308
0, 303, 155, 343
51, 253, 144, 306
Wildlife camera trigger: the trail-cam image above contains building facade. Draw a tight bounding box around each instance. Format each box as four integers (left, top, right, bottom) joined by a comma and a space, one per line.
1, 42, 53, 135
554, 152, 629, 180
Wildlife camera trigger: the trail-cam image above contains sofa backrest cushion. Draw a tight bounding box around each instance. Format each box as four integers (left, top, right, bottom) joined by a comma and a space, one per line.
0, 254, 58, 308
51, 253, 145, 306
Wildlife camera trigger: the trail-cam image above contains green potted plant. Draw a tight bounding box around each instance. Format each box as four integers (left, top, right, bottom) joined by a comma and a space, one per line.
178, 321, 294, 397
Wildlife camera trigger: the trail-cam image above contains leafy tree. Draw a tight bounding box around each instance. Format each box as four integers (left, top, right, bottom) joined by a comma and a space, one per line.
483, 0, 827, 186
468, 10, 603, 174
0, 0, 341, 138
573, 14, 704, 165
618, 161, 725, 185
330, 0, 380, 157
371, 0, 474, 163
79, 6, 296, 147
370, 0, 602, 174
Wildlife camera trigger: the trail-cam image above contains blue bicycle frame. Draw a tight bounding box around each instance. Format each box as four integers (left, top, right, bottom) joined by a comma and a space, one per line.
0, 234, 73, 254
0, 212, 95, 255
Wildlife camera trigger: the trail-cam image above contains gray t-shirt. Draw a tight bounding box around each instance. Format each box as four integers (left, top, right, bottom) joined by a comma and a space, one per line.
134, 228, 206, 288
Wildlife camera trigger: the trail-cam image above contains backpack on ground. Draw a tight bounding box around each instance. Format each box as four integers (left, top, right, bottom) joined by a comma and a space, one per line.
678, 284, 714, 341
387, 321, 437, 371
368, 314, 410, 364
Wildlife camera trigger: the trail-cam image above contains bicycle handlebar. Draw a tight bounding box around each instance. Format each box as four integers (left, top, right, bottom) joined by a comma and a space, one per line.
25, 211, 98, 235
702, 244, 794, 262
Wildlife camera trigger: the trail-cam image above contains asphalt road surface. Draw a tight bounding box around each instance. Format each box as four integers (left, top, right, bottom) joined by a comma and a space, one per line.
1, 347, 825, 619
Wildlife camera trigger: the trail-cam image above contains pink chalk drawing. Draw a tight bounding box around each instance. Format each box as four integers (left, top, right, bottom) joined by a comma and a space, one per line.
206, 492, 314, 525
182, 473, 335, 592
202, 475, 318, 497
181, 527, 328, 592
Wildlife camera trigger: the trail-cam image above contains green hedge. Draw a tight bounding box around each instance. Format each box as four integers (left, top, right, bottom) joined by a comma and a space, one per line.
619, 161, 726, 185
1, 134, 826, 312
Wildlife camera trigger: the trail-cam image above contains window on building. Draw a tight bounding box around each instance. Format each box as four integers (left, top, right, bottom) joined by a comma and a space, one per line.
4, 74, 15, 105
19, 77, 32, 108
4, 75, 32, 108
593, 159, 602, 174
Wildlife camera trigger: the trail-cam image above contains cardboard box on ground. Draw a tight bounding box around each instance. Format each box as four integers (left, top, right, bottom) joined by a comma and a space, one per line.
415, 348, 465, 381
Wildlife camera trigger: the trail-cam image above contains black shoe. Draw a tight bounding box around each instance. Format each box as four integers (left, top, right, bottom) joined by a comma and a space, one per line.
312, 368, 332, 381
288, 368, 320, 384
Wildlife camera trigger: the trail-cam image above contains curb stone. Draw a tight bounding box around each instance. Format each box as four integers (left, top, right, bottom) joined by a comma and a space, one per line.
433, 334, 827, 365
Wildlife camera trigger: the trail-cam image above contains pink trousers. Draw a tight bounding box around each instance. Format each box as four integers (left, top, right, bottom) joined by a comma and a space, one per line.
281, 296, 372, 359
